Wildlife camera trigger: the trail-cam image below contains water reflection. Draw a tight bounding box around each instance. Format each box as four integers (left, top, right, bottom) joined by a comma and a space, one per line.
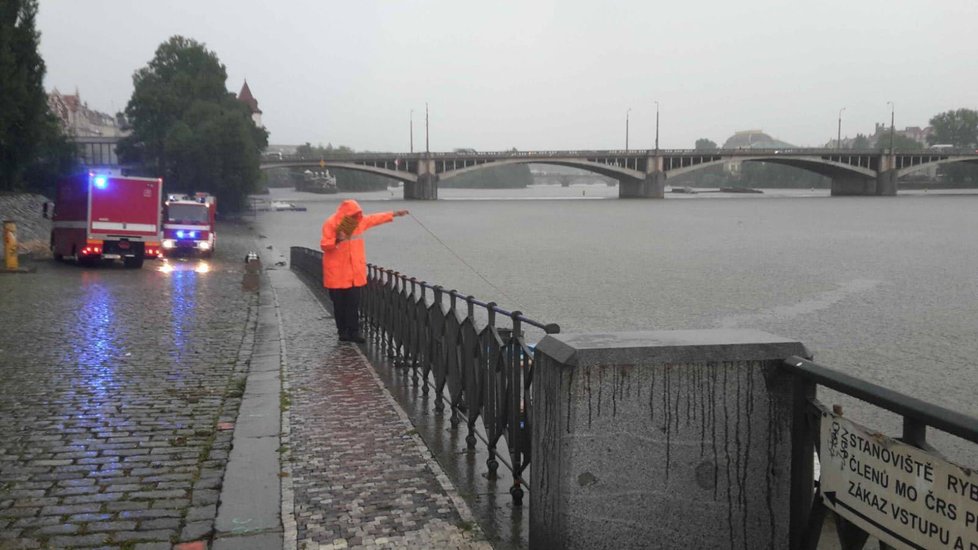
158, 258, 211, 274
76, 282, 118, 400
164, 261, 199, 355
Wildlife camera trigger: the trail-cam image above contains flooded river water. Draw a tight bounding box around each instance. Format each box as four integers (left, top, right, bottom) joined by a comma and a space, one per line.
255, 184, 978, 466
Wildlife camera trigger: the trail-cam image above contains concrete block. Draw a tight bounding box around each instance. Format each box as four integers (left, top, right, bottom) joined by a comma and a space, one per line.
530, 329, 808, 550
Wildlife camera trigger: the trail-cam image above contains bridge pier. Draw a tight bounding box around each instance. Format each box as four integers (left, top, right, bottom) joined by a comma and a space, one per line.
830, 169, 898, 197
618, 172, 665, 198
876, 169, 897, 196
405, 158, 438, 200
404, 174, 438, 200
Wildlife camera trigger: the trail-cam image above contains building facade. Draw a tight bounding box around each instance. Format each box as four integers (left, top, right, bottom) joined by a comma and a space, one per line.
48, 88, 129, 167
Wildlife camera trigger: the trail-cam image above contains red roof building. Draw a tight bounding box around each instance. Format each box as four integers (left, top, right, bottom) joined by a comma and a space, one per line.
237, 80, 263, 127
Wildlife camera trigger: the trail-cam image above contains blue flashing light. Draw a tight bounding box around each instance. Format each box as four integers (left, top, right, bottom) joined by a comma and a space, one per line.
176, 230, 185, 239
189, 231, 197, 238
93, 176, 108, 189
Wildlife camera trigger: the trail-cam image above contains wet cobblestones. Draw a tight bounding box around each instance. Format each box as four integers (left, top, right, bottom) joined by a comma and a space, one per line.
272, 277, 489, 550
0, 223, 258, 549
3, 216, 496, 548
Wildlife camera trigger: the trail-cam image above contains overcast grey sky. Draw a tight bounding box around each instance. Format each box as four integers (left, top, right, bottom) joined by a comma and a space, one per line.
38, 0, 977, 151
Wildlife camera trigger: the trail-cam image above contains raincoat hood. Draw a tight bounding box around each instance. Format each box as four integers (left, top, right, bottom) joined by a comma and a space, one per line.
336, 200, 363, 218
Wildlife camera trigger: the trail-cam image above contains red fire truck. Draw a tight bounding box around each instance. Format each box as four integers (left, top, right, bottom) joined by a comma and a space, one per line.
49, 172, 163, 268
161, 193, 216, 257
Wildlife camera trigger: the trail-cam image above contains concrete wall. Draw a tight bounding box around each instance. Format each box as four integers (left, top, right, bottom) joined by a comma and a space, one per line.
530, 329, 809, 550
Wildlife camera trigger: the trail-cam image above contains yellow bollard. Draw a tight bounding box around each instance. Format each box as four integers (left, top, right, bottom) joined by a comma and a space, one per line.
3, 220, 18, 270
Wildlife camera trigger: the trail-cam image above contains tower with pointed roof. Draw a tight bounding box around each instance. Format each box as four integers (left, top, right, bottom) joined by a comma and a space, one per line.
237, 80, 263, 127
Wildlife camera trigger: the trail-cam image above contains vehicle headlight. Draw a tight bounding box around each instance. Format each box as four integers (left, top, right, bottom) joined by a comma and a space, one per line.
162, 239, 176, 249
198, 241, 211, 250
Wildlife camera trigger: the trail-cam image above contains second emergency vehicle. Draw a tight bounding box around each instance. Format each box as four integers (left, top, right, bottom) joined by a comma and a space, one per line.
162, 193, 217, 257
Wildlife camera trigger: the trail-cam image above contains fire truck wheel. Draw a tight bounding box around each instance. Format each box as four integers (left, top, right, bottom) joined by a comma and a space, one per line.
123, 256, 145, 269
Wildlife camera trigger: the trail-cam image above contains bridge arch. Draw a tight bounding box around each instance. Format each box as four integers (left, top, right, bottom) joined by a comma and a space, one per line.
438, 158, 644, 182
664, 155, 877, 180
895, 156, 978, 179
259, 161, 416, 183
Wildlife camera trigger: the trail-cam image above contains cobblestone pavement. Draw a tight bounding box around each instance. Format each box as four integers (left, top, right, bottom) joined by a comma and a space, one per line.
0, 223, 259, 549
270, 269, 490, 550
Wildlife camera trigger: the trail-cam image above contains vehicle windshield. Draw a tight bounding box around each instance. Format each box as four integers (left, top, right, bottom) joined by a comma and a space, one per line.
167, 204, 208, 223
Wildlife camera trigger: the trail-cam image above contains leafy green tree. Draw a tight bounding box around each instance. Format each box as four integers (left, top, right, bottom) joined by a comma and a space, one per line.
928, 109, 978, 185
0, 0, 74, 193
119, 36, 267, 211
928, 109, 978, 147
695, 138, 718, 150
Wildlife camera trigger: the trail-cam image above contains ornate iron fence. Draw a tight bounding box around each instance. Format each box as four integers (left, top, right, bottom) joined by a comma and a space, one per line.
785, 356, 978, 549
290, 247, 559, 505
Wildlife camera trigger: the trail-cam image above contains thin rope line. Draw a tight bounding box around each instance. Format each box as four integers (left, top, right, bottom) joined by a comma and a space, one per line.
408, 212, 524, 310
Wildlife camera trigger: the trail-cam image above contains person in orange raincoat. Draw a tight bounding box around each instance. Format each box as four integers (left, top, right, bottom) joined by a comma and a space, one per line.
320, 199, 408, 342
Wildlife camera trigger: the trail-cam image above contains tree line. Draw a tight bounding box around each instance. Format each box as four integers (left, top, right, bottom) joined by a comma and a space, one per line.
0, 0, 75, 195
2, 1, 976, 201
116, 36, 268, 212
0, 4, 267, 211
688, 111, 978, 188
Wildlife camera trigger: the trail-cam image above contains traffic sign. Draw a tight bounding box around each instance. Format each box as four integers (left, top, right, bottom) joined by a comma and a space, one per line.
819, 407, 978, 549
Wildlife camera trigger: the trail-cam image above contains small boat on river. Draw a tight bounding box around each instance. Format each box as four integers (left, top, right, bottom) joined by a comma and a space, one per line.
271, 201, 307, 212
719, 187, 763, 194
297, 170, 338, 194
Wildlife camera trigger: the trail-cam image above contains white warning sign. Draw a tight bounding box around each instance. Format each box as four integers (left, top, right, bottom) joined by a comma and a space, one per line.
820, 410, 978, 549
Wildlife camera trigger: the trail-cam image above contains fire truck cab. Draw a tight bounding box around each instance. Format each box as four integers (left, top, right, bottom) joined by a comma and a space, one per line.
161, 193, 217, 257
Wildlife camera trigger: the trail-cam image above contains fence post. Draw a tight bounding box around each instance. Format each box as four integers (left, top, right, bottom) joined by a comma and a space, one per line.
789, 376, 817, 549
530, 329, 809, 550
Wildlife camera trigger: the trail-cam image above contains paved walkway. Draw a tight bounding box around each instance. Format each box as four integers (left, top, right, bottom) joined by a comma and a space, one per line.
268, 267, 490, 549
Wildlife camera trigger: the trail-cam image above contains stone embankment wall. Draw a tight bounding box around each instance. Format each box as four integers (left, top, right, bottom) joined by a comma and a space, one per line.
0, 193, 52, 260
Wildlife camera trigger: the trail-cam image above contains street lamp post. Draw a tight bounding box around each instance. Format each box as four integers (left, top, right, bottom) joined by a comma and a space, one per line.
886, 101, 895, 152
837, 107, 846, 150
425, 102, 430, 155
654, 100, 660, 154
625, 107, 632, 152
410, 109, 414, 154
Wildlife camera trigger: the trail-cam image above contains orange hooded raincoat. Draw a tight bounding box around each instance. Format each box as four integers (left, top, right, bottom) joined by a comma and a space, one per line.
320, 199, 394, 289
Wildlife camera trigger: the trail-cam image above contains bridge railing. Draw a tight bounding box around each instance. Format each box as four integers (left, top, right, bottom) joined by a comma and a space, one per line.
784, 356, 978, 549
260, 148, 978, 167
289, 246, 560, 506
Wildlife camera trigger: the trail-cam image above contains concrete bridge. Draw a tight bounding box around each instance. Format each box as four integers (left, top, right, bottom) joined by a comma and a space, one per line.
261, 148, 978, 200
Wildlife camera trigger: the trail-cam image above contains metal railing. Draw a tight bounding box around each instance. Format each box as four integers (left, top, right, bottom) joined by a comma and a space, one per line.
785, 356, 978, 550
262, 149, 978, 164
290, 247, 560, 506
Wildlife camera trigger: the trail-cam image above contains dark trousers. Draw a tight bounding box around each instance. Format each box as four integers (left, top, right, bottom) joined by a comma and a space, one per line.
327, 286, 362, 337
